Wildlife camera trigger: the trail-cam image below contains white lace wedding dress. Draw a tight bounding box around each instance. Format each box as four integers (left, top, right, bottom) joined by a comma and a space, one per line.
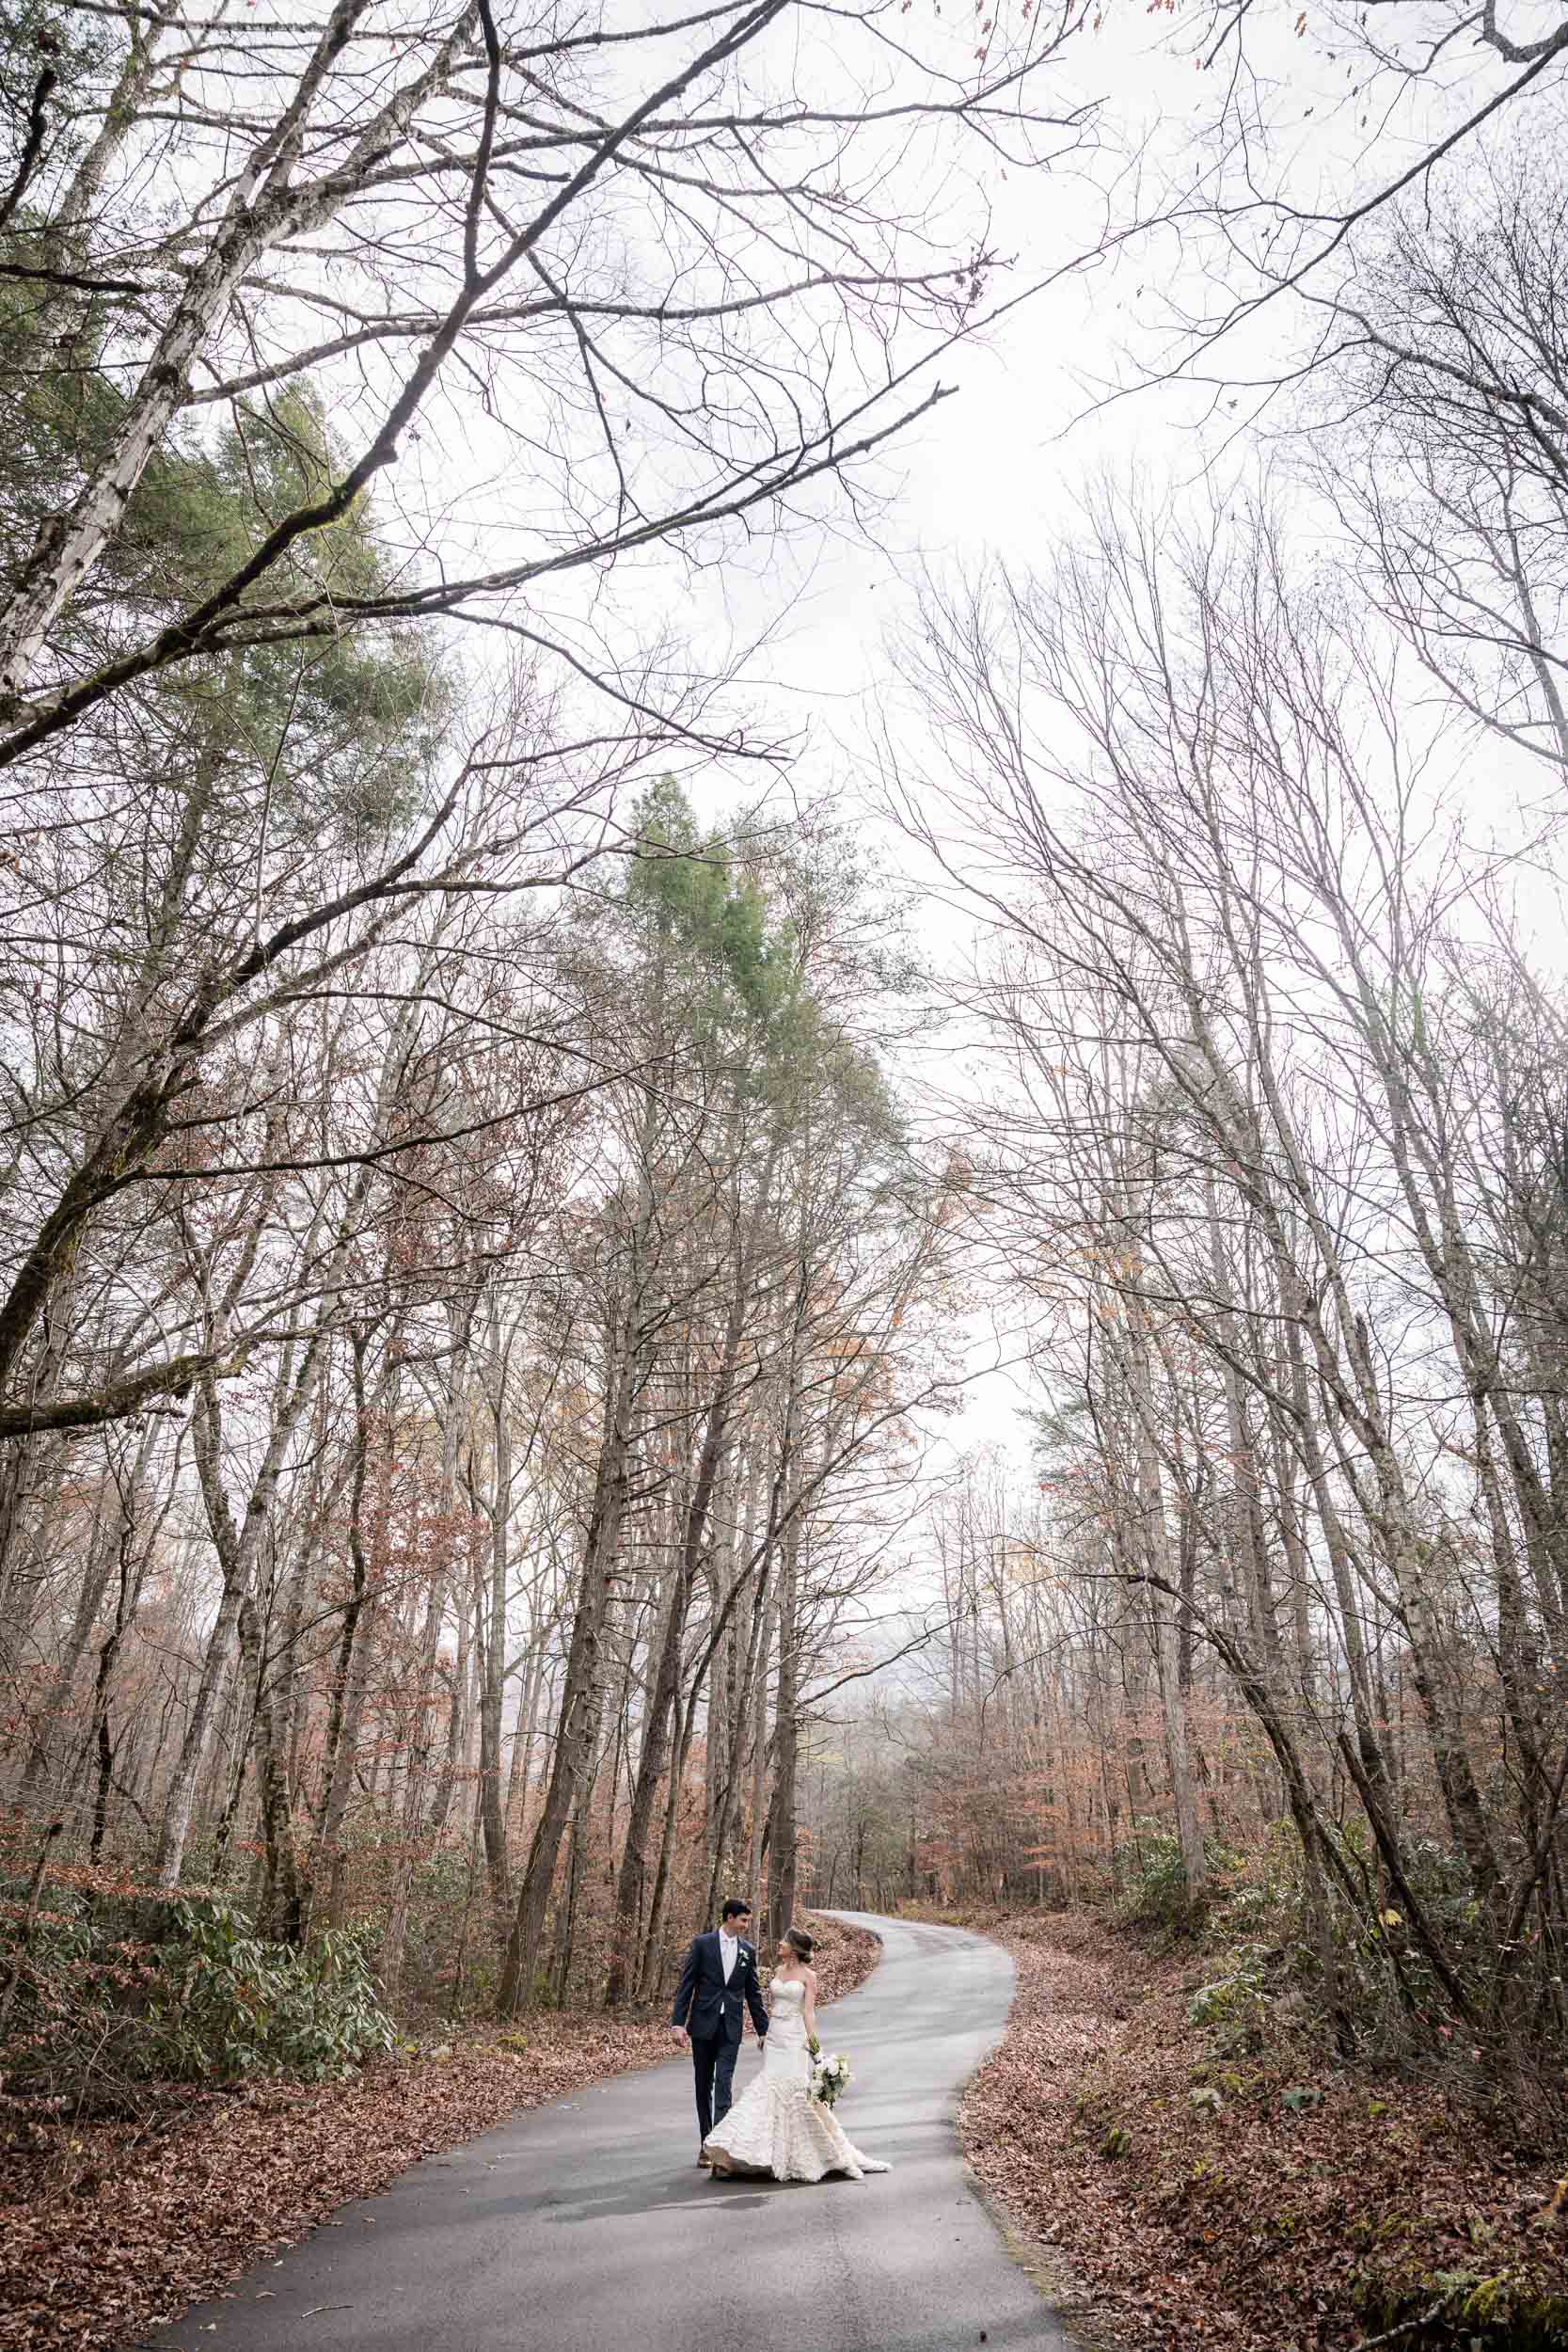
702, 1979, 889, 2183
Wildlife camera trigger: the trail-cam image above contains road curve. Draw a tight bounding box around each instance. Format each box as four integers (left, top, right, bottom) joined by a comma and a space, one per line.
149, 1911, 1076, 2352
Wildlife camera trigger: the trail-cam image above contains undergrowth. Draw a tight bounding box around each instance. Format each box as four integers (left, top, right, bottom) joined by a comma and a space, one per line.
1, 1873, 395, 2122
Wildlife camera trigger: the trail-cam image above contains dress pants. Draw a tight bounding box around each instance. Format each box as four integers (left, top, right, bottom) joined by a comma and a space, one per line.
691, 2030, 738, 2144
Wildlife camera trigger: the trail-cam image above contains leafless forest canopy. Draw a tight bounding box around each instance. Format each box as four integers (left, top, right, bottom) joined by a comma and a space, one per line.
2, 0, 1568, 2101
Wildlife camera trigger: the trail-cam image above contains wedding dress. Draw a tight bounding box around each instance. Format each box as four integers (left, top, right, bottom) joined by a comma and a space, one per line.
702, 1979, 889, 2183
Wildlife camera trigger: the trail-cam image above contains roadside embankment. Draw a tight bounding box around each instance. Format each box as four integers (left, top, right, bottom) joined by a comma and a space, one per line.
904, 1905, 1566, 2352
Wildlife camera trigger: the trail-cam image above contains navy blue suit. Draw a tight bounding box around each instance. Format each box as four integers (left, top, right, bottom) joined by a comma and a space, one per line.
672, 1930, 768, 2146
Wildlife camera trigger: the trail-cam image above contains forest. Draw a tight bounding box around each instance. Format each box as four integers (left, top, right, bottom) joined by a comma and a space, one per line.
3, 0, 1568, 2345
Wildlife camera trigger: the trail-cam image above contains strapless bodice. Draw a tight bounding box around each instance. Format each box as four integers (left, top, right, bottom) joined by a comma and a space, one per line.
766, 1976, 810, 2058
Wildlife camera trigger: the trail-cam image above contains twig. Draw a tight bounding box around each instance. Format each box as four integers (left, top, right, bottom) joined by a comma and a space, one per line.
1349, 2299, 1449, 2350
0, 262, 150, 295
0, 66, 55, 234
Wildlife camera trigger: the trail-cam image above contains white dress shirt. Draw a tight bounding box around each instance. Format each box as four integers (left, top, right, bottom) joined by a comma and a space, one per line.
719, 1931, 740, 1982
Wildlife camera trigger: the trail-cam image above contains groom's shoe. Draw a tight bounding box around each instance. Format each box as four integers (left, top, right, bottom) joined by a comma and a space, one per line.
696, 2152, 711, 2167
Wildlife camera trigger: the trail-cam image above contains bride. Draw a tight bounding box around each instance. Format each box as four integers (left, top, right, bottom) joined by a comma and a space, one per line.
703, 1928, 889, 2184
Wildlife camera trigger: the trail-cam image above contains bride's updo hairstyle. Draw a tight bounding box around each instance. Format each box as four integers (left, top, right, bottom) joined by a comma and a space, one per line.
784, 1928, 815, 1961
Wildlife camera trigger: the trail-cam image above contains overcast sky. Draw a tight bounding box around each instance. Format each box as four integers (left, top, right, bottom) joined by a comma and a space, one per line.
392, 3, 1568, 1481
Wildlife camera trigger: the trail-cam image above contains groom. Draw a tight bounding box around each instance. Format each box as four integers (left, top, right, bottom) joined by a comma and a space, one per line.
670, 1897, 768, 2164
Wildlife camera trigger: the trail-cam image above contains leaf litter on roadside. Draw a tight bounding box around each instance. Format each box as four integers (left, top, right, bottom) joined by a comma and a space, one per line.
953, 1912, 1565, 2352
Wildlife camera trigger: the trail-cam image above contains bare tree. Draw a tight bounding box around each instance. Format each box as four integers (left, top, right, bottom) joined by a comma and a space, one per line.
880, 482, 1568, 2048
1305, 118, 1568, 780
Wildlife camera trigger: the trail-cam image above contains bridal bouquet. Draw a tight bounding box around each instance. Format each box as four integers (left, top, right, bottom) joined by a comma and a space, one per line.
809, 2049, 851, 2108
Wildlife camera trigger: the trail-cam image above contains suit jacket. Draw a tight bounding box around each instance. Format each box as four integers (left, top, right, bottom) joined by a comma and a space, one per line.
672, 1931, 768, 2044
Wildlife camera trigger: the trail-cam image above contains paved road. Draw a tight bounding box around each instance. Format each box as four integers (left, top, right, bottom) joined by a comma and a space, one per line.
150, 1912, 1076, 2352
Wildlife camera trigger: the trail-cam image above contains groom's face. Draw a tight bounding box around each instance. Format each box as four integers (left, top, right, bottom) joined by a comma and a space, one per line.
724, 1911, 751, 1940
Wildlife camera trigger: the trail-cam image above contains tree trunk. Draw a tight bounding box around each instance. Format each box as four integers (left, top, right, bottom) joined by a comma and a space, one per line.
498, 1301, 642, 2015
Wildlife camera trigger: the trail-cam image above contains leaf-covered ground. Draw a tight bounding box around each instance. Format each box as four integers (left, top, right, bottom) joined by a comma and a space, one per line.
947, 1909, 1567, 2352
0, 1915, 879, 2352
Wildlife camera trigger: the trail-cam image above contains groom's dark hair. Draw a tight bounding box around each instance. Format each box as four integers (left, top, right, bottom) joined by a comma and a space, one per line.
721, 1898, 752, 1921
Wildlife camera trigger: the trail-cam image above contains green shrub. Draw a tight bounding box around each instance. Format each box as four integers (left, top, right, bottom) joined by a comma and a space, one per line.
1188, 1946, 1270, 2045
1114, 1821, 1235, 1928
145, 1900, 395, 2082
0, 1887, 394, 2105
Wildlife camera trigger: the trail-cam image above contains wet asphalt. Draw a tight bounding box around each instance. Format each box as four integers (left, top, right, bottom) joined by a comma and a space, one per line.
146, 1910, 1078, 2352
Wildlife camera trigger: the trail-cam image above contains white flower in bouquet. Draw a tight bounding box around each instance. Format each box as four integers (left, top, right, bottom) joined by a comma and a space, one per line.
810, 2048, 853, 2106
